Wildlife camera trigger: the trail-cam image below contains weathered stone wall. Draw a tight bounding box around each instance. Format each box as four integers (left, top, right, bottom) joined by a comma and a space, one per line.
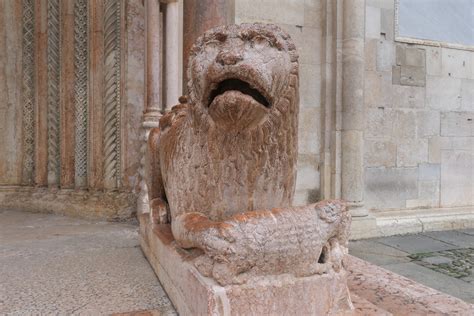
0, 2, 23, 185
235, 0, 474, 214
235, 0, 323, 205
2, 0, 471, 220
364, 0, 474, 211
0, 0, 146, 220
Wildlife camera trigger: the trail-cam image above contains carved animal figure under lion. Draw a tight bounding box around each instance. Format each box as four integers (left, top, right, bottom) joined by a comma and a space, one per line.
146, 23, 351, 290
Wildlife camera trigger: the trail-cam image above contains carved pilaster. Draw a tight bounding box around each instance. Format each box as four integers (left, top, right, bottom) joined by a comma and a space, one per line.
47, 0, 61, 186
103, 0, 122, 189
73, 0, 88, 187
137, 0, 162, 214
21, 0, 36, 185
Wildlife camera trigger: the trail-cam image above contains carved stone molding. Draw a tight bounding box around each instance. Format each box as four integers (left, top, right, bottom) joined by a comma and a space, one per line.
21, 0, 36, 185
73, 0, 88, 187
103, 0, 122, 189
0, 186, 136, 221
47, 0, 61, 186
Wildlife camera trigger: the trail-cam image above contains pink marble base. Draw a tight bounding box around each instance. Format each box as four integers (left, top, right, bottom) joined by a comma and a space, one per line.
139, 214, 473, 315
139, 214, 354, 315
346, 255, 474, 315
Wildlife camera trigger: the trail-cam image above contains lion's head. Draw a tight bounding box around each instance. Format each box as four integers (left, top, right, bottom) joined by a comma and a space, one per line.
187, 23, 299, 131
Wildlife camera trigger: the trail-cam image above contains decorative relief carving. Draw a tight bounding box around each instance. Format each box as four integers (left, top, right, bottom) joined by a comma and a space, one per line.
47, 0, 61, 186
21, 0, 36, 185
73, 0, 88, 187
103, 0, 122, 188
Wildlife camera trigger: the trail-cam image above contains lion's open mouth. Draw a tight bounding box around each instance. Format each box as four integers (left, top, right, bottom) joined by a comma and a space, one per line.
208, 79, 270, 108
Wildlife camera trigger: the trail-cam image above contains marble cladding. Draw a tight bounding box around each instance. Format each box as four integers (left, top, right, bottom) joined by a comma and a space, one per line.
0, 1, 22, 185
0, 0, 145, 219
1, 0, 473, 219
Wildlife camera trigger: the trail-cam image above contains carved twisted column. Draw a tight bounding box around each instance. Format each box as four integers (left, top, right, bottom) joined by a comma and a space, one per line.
341, 0, 367, 216
21, 0, 36, 185
137, 0, 162, 214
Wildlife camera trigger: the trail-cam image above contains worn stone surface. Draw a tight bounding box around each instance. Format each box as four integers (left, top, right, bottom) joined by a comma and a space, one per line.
396, 138, 428, 167
365, 167, 418, 209
366, 107, 395, 139
461, 79, 474, 110
144, 23, 353, 313
425, 46, 442, 76
376, 234, 458, 254
416, 110, 440, 137
393, 110, 416, 139
0, 0, 145, 219
140, 215, 353, 316
347, 255, 474, 312
365, 70, 393, 107
362, 0, 474, 214
392, 85, 425, 108
0, 187, 137, 221
352, 207, 474, 239
233, 2, 324, 204
365, 6, 381, 39
424, 230, 474, 249
364, 139, 396, 167
441, 48, 472, 79
148, 23, 300, 222
426, 75, 462, 110
182, 0, 234, 94
384, 262, 474, 303
409, 248, 474, 280
0, 209, 175, 315
172, 200, 351, 285
0, 1, 22, 185
235, 0, 304, 26
349, 240, 410, 266
376, 40, 394, 72
440, 150, 474, 207
440, 111, 474, 137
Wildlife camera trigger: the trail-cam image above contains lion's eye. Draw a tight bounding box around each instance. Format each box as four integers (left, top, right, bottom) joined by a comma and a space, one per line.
251, 36, 271, 48
215, 33, 227, 42
204, 39, 222, 47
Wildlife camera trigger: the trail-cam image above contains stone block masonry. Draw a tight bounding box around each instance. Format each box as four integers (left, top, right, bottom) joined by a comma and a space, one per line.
363, 0, 474, 214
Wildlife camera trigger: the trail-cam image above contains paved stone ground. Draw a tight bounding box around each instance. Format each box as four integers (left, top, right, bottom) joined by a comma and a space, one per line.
0, 209, 176, 315
350, 229, 474, 304
3, 209, 473, 314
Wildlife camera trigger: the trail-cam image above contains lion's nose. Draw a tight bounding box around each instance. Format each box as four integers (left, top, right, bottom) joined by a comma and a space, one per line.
216, 50, 243, 66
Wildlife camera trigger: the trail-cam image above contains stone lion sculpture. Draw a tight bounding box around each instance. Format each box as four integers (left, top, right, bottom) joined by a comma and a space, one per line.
146, 23, 351, 287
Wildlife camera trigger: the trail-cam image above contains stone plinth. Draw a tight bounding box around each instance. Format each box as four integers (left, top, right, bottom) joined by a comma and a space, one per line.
139, 212, 474, 315
347, 255, 474, 315
139, 214, 353, 315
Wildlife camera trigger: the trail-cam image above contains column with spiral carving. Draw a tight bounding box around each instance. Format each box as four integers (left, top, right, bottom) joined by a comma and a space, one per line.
47, 0, 61, 186
21, 0, 36, 185
103, 0, 122, 189
73, 0, 88, 188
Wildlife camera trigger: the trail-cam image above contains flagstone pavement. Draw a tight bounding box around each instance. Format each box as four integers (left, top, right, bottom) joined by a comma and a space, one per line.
1, 208, 473, 315
350, 228, 474, 304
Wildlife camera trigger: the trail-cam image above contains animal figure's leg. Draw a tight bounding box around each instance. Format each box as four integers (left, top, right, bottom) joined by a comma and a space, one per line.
146, 127, 169, 224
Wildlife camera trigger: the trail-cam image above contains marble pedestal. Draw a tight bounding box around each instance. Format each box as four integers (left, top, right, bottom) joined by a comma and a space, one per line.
139, 214, 354, 315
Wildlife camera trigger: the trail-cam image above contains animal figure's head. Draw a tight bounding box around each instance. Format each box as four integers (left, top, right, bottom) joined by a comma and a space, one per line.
187, 23, 299, 131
